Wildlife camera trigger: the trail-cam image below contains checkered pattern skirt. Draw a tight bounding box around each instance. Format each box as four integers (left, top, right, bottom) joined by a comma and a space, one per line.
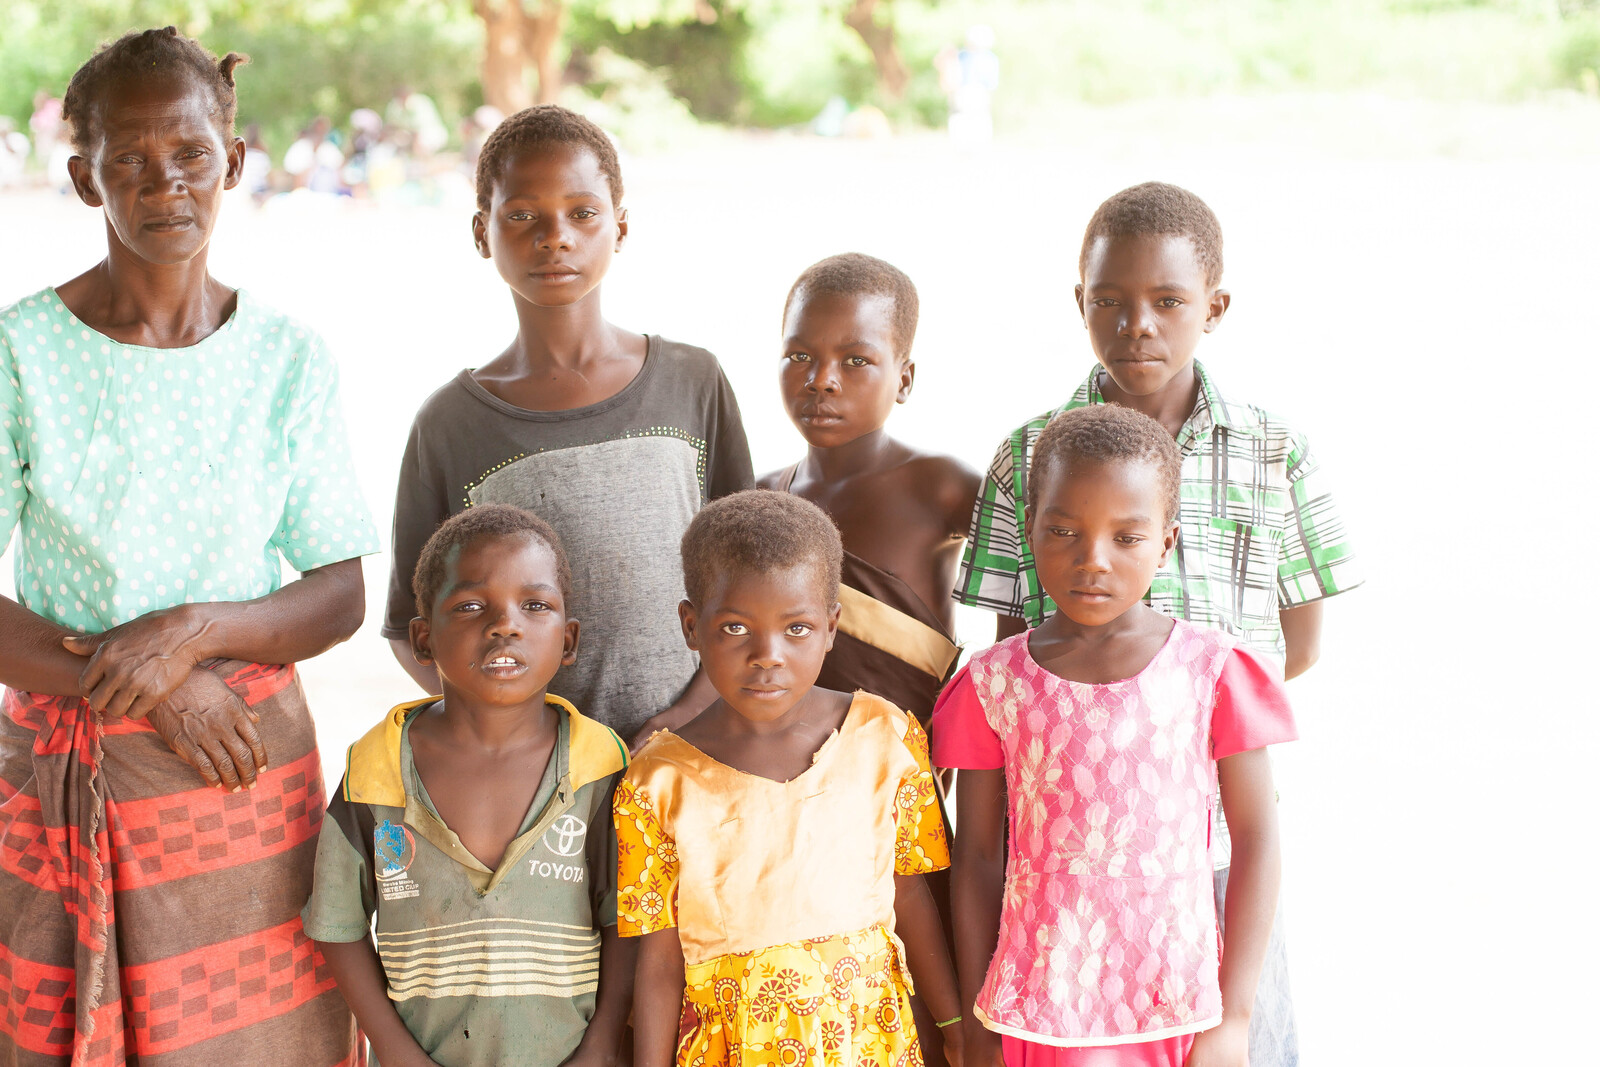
0, 661, 362, 1066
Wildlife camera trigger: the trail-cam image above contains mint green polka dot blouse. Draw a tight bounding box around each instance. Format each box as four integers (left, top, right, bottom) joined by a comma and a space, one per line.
0, 288, 381, 633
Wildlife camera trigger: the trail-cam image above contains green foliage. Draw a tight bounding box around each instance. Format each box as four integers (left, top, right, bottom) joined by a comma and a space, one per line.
0, 0, 482, 157
3, 0, 1597, 147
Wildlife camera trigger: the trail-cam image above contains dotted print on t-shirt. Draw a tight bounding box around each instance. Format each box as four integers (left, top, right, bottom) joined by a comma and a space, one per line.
0, 288, 380, 632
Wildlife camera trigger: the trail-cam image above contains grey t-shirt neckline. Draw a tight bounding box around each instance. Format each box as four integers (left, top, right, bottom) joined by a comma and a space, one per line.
452, 334, 663, 423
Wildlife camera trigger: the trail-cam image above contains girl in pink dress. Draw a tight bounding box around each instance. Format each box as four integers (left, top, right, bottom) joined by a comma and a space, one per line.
933, 406, 1296, 1067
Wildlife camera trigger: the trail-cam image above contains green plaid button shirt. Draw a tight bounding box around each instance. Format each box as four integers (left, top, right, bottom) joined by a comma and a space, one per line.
956, 361, 1361, 660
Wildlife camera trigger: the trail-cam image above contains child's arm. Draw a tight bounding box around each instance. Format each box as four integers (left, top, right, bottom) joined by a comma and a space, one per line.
318, 937, 441, 1067
632, 927, 687, 1067
1278, 602, 1323, 680
561, 928, 637, 1067
994, 614, 1028, 642
894, 874, 965, 1067
950, 768, 1007, 1067
1184, 747, 1280, 1067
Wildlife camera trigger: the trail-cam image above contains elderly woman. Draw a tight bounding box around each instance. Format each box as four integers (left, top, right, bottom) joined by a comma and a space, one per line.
0, 29, 376, 1066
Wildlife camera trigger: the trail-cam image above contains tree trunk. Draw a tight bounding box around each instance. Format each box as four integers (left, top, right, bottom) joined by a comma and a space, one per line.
844, 0, 908, 101
473, 0, 566, 114
524, 0, 567, 105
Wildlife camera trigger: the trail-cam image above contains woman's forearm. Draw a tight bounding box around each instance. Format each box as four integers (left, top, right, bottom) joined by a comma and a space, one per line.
0, 594, 89, 696
180, 557, 366, 664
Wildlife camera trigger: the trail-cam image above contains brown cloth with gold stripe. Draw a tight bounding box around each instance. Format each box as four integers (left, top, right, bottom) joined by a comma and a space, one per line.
817, 551, 961, 725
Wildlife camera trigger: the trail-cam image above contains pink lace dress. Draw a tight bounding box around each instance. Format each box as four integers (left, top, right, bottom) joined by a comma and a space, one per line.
931, 620, 1296, 1065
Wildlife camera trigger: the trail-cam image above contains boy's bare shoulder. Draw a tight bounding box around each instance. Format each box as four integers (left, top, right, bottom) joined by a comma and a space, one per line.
896, 447, 982, 520
756, 465, 794, 491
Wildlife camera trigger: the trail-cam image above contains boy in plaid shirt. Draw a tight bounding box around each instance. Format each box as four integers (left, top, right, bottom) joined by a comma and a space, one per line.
951, 182, 1360, 1067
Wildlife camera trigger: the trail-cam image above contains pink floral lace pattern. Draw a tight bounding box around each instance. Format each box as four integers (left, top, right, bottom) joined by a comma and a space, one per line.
970, 621, 1236, 1045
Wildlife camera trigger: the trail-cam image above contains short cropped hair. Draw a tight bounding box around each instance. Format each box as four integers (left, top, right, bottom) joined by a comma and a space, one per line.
681, 490, 843, 607
1079, 182, 1224, 288
413, 504, 573, 618
63, 27, 246, 155
1029, 405, 1183, 523
475, 104, 623, 211
782, 253, 920, 359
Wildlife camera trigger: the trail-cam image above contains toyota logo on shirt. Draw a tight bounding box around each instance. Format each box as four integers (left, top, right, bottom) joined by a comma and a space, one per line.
544, 815, 587, 857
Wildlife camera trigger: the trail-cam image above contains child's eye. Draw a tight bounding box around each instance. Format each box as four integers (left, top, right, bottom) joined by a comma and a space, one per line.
572, 208, 597, 219
787, 352, 812, 363
1158, 298, 1183, 308
721, 622, 749, 636
453, 600, 482, 612
524, 599, 551, 612
1048, 526, 1076, 538
1093, 298, 1118, 308
786, 623, 813, 637
1115, 535, 1143, 545
846, 357, 868, 367
508, 211, 534, 221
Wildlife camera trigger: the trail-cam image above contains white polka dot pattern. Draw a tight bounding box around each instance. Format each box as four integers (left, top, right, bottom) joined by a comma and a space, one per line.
0, 288, 381, 632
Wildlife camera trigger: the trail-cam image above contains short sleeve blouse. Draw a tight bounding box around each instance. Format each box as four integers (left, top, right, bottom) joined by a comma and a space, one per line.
613, 696, 948, 950
0, 288, 380, 631
930, 643, 1297, 769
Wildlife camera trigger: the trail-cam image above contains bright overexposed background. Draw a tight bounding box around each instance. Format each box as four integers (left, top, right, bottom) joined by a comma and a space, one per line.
4, 93, 1598, 1062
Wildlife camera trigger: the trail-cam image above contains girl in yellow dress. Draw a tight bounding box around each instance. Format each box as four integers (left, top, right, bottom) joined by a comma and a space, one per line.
617, 490, 964, 1067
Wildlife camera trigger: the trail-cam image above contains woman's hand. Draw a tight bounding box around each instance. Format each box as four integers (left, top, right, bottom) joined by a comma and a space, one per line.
1183, 1016, 1249, 1067
146, 667, 268, 791
63, 604, 208, 718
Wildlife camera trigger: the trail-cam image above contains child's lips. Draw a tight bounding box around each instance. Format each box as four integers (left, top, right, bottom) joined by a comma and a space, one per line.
480, 653, 527, 677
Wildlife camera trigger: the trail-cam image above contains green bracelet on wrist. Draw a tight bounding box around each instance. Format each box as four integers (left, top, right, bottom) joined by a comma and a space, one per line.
935, 1015, 962, 1028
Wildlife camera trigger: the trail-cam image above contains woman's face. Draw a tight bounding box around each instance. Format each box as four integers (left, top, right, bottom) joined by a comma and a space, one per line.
68, 74, 244, 267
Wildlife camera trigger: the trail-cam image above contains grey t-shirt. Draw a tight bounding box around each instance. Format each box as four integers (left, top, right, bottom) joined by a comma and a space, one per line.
383, 337, 753, 737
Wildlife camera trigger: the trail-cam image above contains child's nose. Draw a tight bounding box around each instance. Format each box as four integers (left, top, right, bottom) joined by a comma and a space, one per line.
1076, 541, 1113, 573
749, 633, 784, 668
486, 606, 523, 637
537, 220, 573, 251
806, 363, 840, 393
1119, 304, 1156, 338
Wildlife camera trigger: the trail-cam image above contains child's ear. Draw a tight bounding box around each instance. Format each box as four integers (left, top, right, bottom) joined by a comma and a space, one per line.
471, 212, 491, 259
408, 616, 435, 666
823, 599, 842, 652
1074, 282, 1087, 323
1022, 504, 1035, 553
67, 155, 102, 208
614, 205, 628, 252
896, 358, 915, 404
678, 599, 700, 652
561, 619, 580, 667
1204, 288, 1231, 332
1158, 520, 1181, 565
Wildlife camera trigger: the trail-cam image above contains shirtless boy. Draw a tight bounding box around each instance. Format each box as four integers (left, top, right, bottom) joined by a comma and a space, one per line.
760, 253, 979, 725
306, 506, 632, 1067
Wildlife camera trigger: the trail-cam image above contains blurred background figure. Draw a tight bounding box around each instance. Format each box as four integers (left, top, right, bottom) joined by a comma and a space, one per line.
937, 24, 999, 147
0, 119, 28, 189
240, 122, 273, 204
460, 104, 504, 176
284, 115, 346, 194
342, 107, 384, 196
386, 84, 448, 161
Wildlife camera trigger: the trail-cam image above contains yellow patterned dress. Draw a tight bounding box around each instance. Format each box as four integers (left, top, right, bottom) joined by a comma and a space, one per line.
616, 692, 949, 1067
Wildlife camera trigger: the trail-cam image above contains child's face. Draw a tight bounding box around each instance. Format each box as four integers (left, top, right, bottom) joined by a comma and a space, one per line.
780, 290, 912, 449
1025, 458, 1179, 629
472, 142, 626, 310
68, 74, 244, 267
1074, 234, 1229, 399
410, 533, 579, 708
679, 563, 841, 724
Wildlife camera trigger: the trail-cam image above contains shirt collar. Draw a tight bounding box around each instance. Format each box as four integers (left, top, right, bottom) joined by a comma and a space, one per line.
1059, 360, 1259, 441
